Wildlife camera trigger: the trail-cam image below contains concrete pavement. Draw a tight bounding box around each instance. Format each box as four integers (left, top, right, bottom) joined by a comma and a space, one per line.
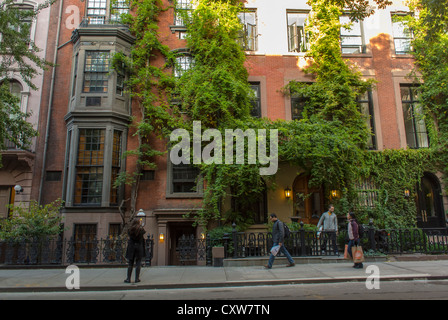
1, 255, 448, 293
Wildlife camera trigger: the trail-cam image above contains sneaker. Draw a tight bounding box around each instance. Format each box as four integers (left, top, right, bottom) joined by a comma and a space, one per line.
264, 265, 272, 269
286, 263, 295, 267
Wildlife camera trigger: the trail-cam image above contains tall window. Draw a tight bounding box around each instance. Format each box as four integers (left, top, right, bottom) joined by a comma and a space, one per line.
174, 0, 192, 26
110, 131, 122, 205
74, 129, 105, 205
358, 91, 376, 149
250, 83, 261, 118
287, 12, 309, 53
392, 14, 413, 55
83, 51, 110, 93
340, 15, 365, 54
401, 85, 429, 149
238, 11, 257, 51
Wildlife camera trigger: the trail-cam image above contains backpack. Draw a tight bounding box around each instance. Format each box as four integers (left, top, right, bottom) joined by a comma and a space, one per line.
358, 223, 365, 238
283, 222, 291, 239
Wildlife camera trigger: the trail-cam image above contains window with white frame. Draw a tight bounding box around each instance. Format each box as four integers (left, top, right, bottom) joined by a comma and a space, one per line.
238, 11, 257, 51
174, 54, 194, 78
287, 11, 310, 53
174, 0, 192, 26
340, 15, 365, 54
86, 0, 129, 24
392, 14, 413, 55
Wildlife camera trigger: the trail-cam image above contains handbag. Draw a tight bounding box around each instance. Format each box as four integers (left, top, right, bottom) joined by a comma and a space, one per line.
351, 245, 365, 263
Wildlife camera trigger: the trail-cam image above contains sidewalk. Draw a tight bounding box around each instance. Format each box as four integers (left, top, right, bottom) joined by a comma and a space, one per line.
0, 256, 448, 293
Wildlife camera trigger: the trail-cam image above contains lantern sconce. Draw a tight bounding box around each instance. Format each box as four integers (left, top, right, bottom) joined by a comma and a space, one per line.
404, 189, 410, 198
330, 190, 339, 199
284, 186, 291, 199
14, 185, 24, 194
136, 209, 146, 227
159, 233, 165, 242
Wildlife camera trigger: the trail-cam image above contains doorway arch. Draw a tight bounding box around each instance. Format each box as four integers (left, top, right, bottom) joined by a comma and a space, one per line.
416, 172, 445, 229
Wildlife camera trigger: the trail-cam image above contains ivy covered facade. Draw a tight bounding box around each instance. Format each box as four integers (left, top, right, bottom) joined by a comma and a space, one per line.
26, 0, 448, 266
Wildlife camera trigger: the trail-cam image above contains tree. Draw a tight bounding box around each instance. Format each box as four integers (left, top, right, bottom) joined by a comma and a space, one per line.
0, 199, 63, 240
0, 0, 53, 162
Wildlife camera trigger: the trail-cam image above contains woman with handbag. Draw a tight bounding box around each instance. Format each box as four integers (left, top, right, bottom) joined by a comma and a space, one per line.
124, 218, 146, 283
347, 212, 363, 269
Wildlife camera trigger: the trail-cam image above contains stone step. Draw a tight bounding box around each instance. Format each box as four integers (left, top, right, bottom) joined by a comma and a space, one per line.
222, 255, 387, 267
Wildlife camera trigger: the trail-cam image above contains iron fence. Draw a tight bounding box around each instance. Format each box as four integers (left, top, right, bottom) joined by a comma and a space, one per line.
0, 235, 154, 266
210, 222, 448, 261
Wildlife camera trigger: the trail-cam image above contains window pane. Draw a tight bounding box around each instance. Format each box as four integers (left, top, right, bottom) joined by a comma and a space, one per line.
75, 129, 105, 205
83, 51, 110, 93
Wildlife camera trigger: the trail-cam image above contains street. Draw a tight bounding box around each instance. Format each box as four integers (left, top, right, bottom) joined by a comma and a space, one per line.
1, 279, 447, 300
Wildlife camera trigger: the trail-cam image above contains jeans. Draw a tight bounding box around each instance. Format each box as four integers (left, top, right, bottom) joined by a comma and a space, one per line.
268, 243, 294, 268
347, 239, 360, 259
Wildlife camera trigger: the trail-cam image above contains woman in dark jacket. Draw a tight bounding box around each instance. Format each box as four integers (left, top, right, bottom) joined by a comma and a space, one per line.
124, 219, 146, 283
347, 212, 363, 269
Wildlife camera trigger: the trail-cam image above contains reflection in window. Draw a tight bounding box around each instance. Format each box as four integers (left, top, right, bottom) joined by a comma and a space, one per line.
83, 51, 110, 93
340, 15, 365, 54
392, 14, 413, 55
287, 12, 309, 53
74, 129, 105, 205
401, 85, 429, 149
238, 11, 257, 51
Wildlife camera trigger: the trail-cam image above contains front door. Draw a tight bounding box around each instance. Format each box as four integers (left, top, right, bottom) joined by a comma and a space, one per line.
416, 173, 445, 229
168, 222, 196, 265
293, 174, 324, 224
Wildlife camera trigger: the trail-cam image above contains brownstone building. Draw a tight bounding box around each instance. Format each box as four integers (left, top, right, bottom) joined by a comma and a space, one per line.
30, 0, 447, 266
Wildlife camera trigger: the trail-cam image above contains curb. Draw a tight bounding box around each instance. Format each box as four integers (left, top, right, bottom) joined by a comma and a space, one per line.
3, 273, 448, 293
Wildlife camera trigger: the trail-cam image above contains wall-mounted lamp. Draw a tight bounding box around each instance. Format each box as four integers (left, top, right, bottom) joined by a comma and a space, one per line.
284, 186, 291, 199
14, 185, 23, 194
404, 189, 410, 198
159, 233, 165, 242
201, 233, 206, 240
330, 190, 339, 199
136, 209, 146, 227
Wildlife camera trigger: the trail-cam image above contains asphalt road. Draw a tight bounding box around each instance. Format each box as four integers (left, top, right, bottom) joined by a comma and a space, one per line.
1, 279, 447, 300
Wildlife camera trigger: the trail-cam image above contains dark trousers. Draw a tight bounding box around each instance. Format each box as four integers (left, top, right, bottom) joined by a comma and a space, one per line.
126, 254, 142, 281
320, 231, 339, 254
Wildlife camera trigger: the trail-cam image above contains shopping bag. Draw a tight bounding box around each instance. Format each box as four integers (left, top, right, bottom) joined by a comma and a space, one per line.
270, 245, 280, 256
351, 245, 365, 263
344, 244, 350, 259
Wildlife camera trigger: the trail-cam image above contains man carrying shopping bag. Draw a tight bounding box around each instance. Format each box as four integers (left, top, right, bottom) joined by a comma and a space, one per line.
264, 213, 295, 269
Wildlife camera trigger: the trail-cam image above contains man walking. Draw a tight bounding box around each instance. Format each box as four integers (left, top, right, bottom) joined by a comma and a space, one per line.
317, 204, 339, 256
265, 213, 295, 269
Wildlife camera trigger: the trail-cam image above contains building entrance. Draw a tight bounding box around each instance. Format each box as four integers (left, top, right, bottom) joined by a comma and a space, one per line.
168, 222, 196, 265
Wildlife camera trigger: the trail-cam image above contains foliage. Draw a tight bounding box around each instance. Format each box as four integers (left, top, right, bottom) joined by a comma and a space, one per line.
0, 199, 63, 240
0, 0, 53, 162
111, 0, 179, 230
405, 0, 448, 196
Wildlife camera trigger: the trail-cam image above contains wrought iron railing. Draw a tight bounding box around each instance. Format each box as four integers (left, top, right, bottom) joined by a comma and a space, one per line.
0, 235, 154, 266
208, 222, 448, 261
